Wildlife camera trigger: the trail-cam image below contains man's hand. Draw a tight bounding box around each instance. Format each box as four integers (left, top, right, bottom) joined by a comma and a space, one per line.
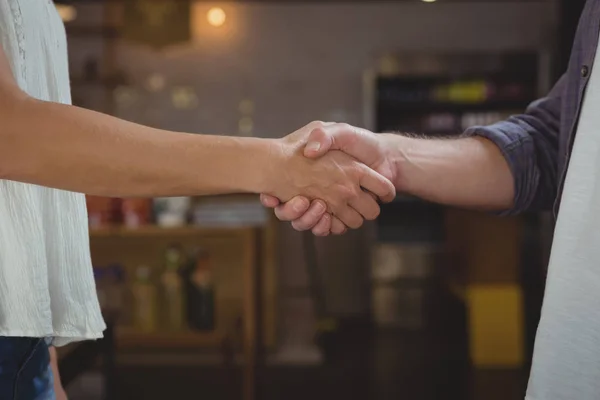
261, 123, 398, 235
263, 122, 395, 230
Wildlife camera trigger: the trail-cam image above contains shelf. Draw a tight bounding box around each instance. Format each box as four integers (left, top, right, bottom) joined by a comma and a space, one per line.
70, 76, 124, 88
66, 25, 121, 39
116, 327, 225, 349
89, 225, 258, 238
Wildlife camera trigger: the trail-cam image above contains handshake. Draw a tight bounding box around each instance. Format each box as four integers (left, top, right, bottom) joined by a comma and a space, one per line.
258, 121, 398, 236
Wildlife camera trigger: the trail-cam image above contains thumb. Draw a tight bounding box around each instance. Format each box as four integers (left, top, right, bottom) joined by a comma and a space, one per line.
303, 127, 336, 158
260, 193, 281, 208
304, 123, 367, 161
305, 124, 380, 168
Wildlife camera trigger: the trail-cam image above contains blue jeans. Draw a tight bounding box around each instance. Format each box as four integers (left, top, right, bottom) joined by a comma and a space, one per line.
0, 337, 55, 400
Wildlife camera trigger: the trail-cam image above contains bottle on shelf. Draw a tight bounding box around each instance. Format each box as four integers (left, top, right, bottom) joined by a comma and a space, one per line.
121, 198, 152, 228
132, 265, 157, 332
86, 196, 114, 228
160, 244, 186, 331
105, 264, 123, 308
105, 264, 128, 324
153, 197, 191, 227
184, 248, 215, 331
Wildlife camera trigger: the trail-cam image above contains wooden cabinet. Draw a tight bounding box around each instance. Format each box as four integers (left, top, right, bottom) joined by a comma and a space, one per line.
89, 223, 277, 353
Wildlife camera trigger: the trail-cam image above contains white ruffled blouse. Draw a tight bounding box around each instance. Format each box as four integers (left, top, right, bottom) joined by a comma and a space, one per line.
0, 0, 105, 346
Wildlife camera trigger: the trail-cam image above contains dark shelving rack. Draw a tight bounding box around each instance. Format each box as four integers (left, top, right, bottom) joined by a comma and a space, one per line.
367, 53, 542, 339
373, 52, 540, 242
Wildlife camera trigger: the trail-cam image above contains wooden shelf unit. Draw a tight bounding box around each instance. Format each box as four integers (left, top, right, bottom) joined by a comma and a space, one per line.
89, 221, 277, 352
90, 225, 260, 238
115, 327, 225, 349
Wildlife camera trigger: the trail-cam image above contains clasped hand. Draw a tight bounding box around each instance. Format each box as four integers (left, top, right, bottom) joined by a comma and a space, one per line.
262, 121, 397, 236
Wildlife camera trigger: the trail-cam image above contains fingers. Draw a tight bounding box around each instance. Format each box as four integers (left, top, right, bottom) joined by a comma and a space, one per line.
334, 206, 364, 230
311, 213, 332, 236
260, 194, 281, 208
274, 197, 311, 221
349, 190, 381, 221
330, 217, 347, 235
304, 126, 336, 158
328, 192, 378, 234
290, 200, 328, 231
358, 166, 396, 203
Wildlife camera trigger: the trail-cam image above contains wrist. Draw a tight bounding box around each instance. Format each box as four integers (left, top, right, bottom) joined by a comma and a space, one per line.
226, 137, 285, 195
379, 133, 412, 193
252, 137, 288, 194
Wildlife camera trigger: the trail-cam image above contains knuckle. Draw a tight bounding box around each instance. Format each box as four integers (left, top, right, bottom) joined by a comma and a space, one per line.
351, 165, 365, 179
309, 204, 327, 218
328, 196, 344, 211
339, 122, 352, 131
347, 185, 361, 201
302, 216, 320, 229
310, 120, 325, 128
280, 207, 301, 221
335, 184, 356, 202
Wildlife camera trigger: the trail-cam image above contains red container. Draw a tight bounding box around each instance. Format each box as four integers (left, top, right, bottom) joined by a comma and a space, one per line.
121, 198, 152, 228
86, 196, 115, 228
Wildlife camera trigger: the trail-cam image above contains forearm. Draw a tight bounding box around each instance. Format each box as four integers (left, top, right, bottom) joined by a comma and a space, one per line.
0, 96, 276, 197
49, 346, 68, 399
385, 134, 514, 210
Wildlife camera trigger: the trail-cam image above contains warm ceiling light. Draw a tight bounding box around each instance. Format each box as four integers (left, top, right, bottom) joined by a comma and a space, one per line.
207, 7, 226, 27
55, 4, 77, 22
422, 0, 437, 2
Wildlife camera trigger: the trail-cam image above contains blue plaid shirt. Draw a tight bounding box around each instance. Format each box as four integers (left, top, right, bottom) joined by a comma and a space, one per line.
465, 0, 600, 217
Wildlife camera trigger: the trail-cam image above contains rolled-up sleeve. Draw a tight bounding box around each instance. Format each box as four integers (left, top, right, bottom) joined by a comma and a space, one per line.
463, 74, 565, 215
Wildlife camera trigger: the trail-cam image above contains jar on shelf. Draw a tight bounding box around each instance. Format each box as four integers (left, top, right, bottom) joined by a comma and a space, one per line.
86, 196, 114, 228
153, 197, 190, 227
121, 198, 151, 228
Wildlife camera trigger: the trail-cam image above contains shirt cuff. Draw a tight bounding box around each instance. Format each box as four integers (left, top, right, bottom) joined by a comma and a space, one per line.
462, 123, 533, 216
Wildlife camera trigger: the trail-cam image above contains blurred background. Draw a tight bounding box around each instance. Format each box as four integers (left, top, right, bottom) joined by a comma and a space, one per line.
53, 0, 584, 399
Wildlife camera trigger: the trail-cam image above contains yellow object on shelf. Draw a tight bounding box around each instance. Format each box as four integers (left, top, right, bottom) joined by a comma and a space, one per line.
467, 284, 524, 367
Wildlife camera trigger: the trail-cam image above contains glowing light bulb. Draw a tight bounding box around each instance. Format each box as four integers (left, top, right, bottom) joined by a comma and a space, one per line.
207, 7, 226, 27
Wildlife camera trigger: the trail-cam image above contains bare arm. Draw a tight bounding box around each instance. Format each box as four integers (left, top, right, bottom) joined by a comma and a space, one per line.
261, 131, 513, 236
264, 75, 565, 234
1, 96, 275, 197
384, 134, 514, 210
0, 44, 271, 197
0, 46, 394, 225
49, 346, 68, 400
